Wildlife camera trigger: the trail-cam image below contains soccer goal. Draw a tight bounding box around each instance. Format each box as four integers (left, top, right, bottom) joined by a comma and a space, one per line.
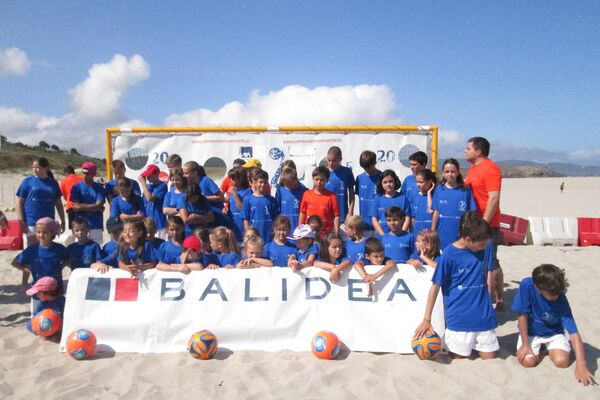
105, 126, 438, 188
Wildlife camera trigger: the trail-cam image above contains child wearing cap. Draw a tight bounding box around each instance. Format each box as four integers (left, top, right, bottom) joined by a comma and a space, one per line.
157, 234, 204, 274
25, 276, 65, 315
70, 161, 105, 244
12, 218, 69, 313
138, 164, 168, 239
287, 224, 318, 270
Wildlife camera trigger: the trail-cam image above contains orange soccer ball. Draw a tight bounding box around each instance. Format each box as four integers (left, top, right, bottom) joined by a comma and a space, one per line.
188, 330, 218, 360
311, 331, 341, 360
66, 329, 97, 360
31, 308, 62, 337
411, 329, 442, 360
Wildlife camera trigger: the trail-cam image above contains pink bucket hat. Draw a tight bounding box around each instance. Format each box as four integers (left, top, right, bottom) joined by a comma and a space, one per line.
26, 276, 58, 296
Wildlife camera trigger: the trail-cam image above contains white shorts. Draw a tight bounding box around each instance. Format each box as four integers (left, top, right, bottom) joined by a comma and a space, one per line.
89, 229, 103, 244
445, 328, 499, 357
517, 334, 571, 355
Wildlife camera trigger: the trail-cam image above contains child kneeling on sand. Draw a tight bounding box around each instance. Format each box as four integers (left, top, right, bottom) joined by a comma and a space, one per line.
512, 264, 594, 385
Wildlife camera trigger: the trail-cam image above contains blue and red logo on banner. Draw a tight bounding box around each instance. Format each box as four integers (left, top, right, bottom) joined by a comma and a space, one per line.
85, 277, 139, 301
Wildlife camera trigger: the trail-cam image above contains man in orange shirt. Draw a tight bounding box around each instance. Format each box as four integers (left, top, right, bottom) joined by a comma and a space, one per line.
59, 165, 83, 228
464, 137, 505, 310
298, 166, 339, 236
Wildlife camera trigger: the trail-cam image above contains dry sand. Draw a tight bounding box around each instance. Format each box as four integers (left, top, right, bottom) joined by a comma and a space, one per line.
1, 175, 599, 399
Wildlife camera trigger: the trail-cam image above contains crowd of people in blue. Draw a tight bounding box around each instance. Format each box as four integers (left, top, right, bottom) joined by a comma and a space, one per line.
6, 136, 593, 385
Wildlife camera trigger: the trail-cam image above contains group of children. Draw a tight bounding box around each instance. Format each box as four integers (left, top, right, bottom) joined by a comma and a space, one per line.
9, 146, 594, 385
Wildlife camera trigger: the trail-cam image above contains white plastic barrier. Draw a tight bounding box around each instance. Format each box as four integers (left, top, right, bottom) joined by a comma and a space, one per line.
527, 217, 578, 246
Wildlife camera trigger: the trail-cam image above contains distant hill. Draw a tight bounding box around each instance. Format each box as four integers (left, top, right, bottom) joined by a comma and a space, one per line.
0, 137, 106, 176
441, 157, 599, 178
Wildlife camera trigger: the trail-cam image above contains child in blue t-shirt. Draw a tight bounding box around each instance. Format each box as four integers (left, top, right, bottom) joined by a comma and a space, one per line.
156, 216, 186, 268
138, 164, 168, 238
380, 206, 415, 265
66, 217, 102, 270
226, 167, 252, 242
343, 215, 367, 263
512, 264, 593, 385
92, 217, 123, 272
110, 177, 145, 222
157, 229, 204, 274
354, 150, 381, 231
264, 216, 296, 267
411, 169, 436, 234
178, 185, 215, 237
313, 232, 352, 283
287, 224, 318, 270
275, 167, 307, 233
12, 217, 69, 315
407, 229, 441, 269
370, 169, 411, 235
236, 237, 273, 268
144, 217, 165, 251
25, 276, 65, 316
242, 170, 279, 242
414, 212, 498, 360
324, 146, 355, 223
431, 159, 477, 249
353, 237, 397, 297
207, 227, 241, 269
118, 220, 157, 276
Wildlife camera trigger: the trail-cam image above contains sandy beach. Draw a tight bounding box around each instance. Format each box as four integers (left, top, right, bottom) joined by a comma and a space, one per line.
1, 176, 599, 399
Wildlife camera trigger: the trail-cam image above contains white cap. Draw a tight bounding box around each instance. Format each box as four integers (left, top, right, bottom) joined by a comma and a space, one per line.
287, 224, 316, 240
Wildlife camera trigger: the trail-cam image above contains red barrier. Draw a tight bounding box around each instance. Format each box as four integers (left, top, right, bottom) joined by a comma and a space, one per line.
578, 218, 600, 247
499, 214, 529, 246
0, 220, 24, 251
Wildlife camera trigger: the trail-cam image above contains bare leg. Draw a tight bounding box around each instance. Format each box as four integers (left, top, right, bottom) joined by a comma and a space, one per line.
548, 349, 570, 368
479, 351, 497, 360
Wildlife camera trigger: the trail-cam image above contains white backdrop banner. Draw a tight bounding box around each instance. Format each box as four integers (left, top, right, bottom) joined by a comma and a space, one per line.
60, 266, 444, 354
112, 131, 432, 190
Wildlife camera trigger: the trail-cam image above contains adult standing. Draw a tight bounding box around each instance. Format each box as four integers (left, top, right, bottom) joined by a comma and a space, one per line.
70, 162, 105, 244
464, 137, 504, 310
16, 157, 66, 286
59, 165, 83, 227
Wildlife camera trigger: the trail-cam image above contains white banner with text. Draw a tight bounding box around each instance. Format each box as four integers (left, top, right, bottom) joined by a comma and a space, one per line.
60, 266, 444, 354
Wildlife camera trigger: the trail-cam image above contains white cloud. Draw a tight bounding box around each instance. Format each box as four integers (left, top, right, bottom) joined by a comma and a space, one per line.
0, 47, 31, 77
439, 129, 464, 144
0, 54, 150, 156
69, 54, 150, 121
165, 84, 399, 126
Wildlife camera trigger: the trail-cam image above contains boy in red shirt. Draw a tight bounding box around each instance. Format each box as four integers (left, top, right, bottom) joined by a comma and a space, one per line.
299, 166, 339, 236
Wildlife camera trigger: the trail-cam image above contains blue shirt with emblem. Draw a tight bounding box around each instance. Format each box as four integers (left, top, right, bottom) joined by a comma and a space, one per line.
431, 185, 477, 249
67, 240, 102, 269
355, 171, 381, 230
325, 165, 355, 222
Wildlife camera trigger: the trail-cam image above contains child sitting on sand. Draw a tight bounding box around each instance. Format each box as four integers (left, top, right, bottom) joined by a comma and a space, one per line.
512, 264, 594, 385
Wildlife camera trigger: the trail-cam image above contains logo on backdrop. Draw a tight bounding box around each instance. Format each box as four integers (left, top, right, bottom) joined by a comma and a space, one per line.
240, 147, 253, 158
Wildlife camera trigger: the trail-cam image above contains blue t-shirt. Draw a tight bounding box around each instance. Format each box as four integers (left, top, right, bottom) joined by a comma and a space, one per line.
357, 255, 392, 266
411, 192, 433, 234
241, 194, 280, 242
17, 243, 68, 297
16, 176, 62, 226
217, 252, 241, 268
431, 185, 477, 249
142, 181, 168, 230
316, 254, 350, 265
512, 277, 578, 337
104, 178, 141, 200
176, 195, 214, 237
33, 296, 66, 315
345, 238, 366, 263
370, 193, 412, 233
325, 166, 355, 222
355, 171, 381, 230
100, 240, 119, 268
381, 232, 415, 264
147, 237, 165, 252
110, 196, 144, 220
202, 251, 220, 266
432, 244, 497, 332
156, 240, 183, 264
71, 181, 105, 230
292, 243, 318, 263
400, 174, 418, 209
67, 240, 102, 269
264, 241, 296, 267
409, 249, 440, 265
275, 183, 308, 232
229, 188, 252, 242
163, 190, 186, 210
117, 241, 157, 264
199, 176, 228, 229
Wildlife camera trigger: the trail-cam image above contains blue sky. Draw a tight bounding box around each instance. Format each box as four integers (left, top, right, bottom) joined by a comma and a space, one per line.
1, 1, 599, 164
